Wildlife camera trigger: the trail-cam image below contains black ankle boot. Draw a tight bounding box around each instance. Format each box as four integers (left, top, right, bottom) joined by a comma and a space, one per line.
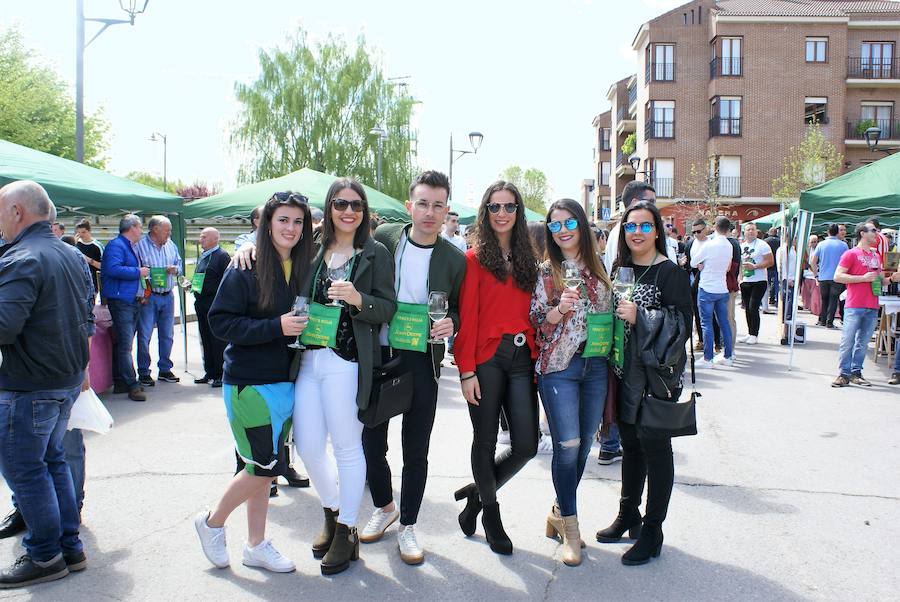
596, 505, 642, 543
481, 502, 513, 555
454, 483, 482, 537
283, 444, 310, 488
320, 522, 359, 575
622, 523, 663, 566
312, 507, 339, 559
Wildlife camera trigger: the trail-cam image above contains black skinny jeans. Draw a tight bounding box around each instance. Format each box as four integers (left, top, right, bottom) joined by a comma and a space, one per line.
739, 281, 768, 336
362, 349, 438, 526
619, 421, 674, 527
818, 280, 844, 326
195, 299, 226, 379
469, 335, 539, 506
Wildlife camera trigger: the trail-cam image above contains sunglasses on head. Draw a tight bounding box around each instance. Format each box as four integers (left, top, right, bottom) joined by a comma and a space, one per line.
270, 192, 308, 204
487, 202, 518, 214
623, 221, 655, 234
332, 198, 365, 213
547, 218, 578, 234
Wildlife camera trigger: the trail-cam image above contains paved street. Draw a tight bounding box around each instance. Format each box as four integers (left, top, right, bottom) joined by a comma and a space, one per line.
2, 310, 898, 601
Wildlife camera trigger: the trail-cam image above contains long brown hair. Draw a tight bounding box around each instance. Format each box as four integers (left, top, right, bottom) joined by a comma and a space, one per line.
321, 177, 371, 250
474, 181, 538, 292
255, 192, 313, 311
613, 201, 668, 272
544, 198, 611, 291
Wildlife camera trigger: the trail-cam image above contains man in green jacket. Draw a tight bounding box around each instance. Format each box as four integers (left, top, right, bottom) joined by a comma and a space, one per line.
360, 171, 466, 565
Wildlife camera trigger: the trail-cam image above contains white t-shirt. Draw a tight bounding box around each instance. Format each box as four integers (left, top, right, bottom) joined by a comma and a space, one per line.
777, 246, 798, 282
691, 234, 732, 295
740, 238, 773, 283
441, 230, 467, 252
379, 232, 434, 345
603, 223, 620, 274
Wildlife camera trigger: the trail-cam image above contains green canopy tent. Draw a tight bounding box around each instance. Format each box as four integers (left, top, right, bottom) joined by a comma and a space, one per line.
182, 167, 408, 222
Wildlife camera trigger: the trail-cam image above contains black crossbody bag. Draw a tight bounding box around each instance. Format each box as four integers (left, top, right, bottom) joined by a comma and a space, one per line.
358, 352, 414, 428
637, 321, 699, 439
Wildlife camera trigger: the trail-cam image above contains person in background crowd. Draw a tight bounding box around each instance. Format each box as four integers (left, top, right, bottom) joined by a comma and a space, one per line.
738, 223, 773, 345
197, 193, 313, 573
764, 228, 781, 310
369, 211, 381, 234
526, 220, 555, 455
595, 228, 608, 262
453, 181, 539, 556
593, 224, 621, 465
135, 215, 182, 387
684, 219, 708, 352
596, 200, 692, 567
838, 223, 847, 241
294, 178, 396, 575
811, 224, 849, 329
871, 218, 889, 268
101, 215, 149, 402
604, 181, 659, 274
664, 223, 680, 260
691, 216, 735, 368
50, 221, 64, 238
0, 181, 93, 588
530, 198, 612, 567
191, 228, 230, 388
233, 206, 261, 249
310, 207, 324, 242
74, 219, 103, 302
890, 268, 900, 385
442, 211, 467, 252
361, 171, 465, 565
832, 222, 889, 388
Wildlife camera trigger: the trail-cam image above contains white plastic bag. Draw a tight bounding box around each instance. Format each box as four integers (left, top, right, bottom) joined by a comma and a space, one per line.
68, 388, 114, 434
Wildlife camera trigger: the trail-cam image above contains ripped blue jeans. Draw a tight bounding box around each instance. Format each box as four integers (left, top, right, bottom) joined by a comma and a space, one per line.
537, 355, 608, 516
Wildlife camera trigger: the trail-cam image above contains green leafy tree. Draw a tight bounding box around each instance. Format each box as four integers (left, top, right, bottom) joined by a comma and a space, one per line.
125, 171, 185, 194
0, 27, 109, 168
674, 160, 730, 224
499, 165, 550, 214
621, 133, 636, 156
772, 122, 843, 199
231, 29, 417, 200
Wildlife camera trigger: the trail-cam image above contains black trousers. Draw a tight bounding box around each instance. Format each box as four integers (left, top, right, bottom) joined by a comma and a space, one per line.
468, 335, 539, 506
362, 349, 438, 526
818, 280, 844, 326
196, 299, 226, 379
739, 281, 768, 336
619, 421, 673, 527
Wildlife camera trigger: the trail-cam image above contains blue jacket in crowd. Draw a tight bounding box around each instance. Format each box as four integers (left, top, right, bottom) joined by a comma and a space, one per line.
101, 233, 142, 301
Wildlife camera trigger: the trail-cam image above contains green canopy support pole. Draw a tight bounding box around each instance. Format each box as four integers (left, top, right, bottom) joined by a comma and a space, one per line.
176, 213, 189, 375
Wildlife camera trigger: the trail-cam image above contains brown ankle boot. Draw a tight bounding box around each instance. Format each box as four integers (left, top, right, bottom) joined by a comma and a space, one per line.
312, 507, 338, 559
561, 515, 582, 566
320, 522, 359, 575
546, 504, 585, 548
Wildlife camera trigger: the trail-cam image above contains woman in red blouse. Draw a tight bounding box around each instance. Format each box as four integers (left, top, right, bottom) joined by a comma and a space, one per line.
452, 181, 539, 555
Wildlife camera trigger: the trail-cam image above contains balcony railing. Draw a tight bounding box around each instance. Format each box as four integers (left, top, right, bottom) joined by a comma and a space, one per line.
709, 117, 742, 137
718, 176, 741, 197
848, 57, 900, 79
616, 150, 631, 169
652, 177, 673, 198
627, 83, 637, 107
646, 62, 675, 83
645, 120, 675, 140
709, 56, 743, 78
616, 106, 625, 123
846, 118, 900, 139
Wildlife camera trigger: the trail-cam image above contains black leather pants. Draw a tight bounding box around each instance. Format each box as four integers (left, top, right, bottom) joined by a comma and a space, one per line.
468, 335, 539, 506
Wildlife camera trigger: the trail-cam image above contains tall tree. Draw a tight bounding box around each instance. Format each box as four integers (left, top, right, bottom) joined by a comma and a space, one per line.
499, 165, 550, 214
0, 27, 109, 168
772, 122, 843, 199
231, 29, 417, 200
125, 171, 184, 194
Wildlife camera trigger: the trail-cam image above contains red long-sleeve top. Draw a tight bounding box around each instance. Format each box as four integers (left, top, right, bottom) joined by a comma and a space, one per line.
453, 249, 537, 373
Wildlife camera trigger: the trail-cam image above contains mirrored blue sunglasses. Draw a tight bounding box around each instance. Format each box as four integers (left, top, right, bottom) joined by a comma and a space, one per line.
547, 218, 579, 234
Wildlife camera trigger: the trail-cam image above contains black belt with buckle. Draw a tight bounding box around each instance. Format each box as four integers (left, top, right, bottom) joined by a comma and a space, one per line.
151, 290, 172, 296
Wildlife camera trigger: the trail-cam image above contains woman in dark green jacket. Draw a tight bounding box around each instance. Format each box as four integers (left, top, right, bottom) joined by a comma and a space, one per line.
293, 177, 396, 576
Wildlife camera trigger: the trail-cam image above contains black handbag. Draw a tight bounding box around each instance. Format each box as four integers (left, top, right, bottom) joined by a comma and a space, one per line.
637, 329, 699, 439
358, 353, 414, 428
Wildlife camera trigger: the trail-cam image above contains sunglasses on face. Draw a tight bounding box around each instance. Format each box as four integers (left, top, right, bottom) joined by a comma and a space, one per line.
332, 198, 365, 213
623, 221, 655, 234
861, 227, 877, 233
547, 218, 578, 234
692, 228, 704, 234
487, 202, 518, 214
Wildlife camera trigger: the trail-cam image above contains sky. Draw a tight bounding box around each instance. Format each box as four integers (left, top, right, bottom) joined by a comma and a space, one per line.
2, 0, 685, 205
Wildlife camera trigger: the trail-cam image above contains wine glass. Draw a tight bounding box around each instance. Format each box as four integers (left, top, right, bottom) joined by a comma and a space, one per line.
427, 291, 449, 344
327, 253, 349, 307
614, 266, 635, 301
177, 275, 192, 291
287, 296, 309, 349
562, 259, 584, 307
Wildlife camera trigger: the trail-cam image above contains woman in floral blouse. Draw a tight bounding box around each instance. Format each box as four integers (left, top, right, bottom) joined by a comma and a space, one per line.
530, 198, 612, 567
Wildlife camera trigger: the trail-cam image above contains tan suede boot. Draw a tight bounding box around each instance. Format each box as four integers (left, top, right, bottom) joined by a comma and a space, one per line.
561, 514, 582, 567
546, 504, 585, 548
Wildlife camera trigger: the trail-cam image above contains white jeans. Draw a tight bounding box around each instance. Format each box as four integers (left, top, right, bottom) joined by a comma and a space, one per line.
294, 347, 365, 527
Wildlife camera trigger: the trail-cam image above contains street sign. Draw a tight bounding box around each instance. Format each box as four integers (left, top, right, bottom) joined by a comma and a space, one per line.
601, 207, 611, 220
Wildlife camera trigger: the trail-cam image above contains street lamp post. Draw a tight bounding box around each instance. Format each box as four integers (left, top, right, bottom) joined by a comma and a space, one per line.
629, 155, 653, 181
865, 127, 895, 154
369, 127, 387, 190
76, 0, 148, 163
150, 132, 167, 191
448, 131, 484, 200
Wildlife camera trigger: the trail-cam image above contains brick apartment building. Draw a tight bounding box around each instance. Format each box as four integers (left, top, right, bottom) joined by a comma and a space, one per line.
592, 0, 900, 232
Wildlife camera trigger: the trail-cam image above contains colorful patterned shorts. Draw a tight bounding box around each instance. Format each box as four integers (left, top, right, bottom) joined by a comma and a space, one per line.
223, 383, 293, 477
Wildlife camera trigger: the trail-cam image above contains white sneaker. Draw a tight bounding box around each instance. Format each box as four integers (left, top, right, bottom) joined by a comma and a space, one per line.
697, 358, 715, 369
360, 506, 399, 543
713, 354, 734, 367
242, 539, 295, 573
194, 511, 229, 568
737, 335, 750, 343
397, 524, 425, 565
497, 430, 511, 445
536, 433, 554, 454
746, 335, 758, 345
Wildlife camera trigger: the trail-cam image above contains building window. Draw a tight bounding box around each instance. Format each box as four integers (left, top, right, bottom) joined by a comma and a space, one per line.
860, 102, 894, 138
717, 156, 741, 197
804, 97, 827, 124
651, 158, 674, 198
646, 44, 674, 82
710, 97, 741, 136
601, 162, 611, 186
646, 101, 675, 139
721, 37, 742, 76
806, 37, 827, 63
601, 128, 611, 151
862, 42, 894, 77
